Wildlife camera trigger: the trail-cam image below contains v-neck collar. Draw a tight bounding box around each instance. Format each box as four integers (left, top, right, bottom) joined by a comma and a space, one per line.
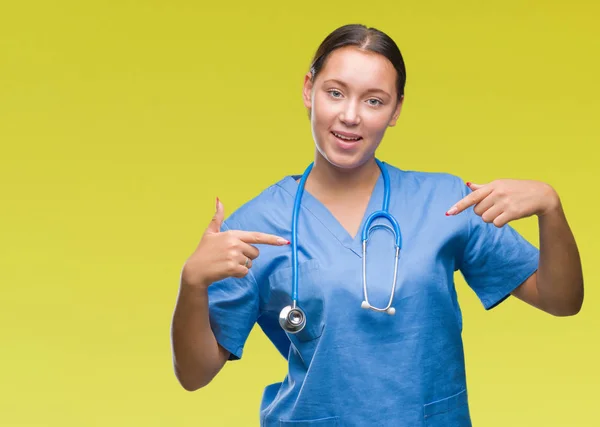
276, 163, 386, 258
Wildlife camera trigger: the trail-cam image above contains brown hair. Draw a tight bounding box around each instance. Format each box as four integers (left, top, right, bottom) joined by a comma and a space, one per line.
309, 24, 407, 101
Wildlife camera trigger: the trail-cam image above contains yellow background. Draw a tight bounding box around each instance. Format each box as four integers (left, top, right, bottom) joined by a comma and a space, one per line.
1, 1, 598, 425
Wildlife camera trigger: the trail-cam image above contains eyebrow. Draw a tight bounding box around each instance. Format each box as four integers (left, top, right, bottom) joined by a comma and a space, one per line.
322, 79, 392, 98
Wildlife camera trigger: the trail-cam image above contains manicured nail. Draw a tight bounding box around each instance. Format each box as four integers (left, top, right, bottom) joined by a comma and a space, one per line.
446, 206, 458, 216
466, 182, 472, 186
277, 238, 290, 245
216, 197, 219, 209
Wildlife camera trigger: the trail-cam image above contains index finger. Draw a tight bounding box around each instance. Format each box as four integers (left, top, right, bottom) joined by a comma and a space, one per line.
446, 186, 492, 216
230, 230, 290, 246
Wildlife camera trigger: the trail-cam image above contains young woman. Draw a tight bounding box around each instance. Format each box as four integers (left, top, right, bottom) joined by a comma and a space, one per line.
171, 24, 583, 427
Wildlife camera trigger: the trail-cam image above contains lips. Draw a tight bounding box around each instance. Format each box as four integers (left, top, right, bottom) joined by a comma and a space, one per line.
331, 130, 362, 141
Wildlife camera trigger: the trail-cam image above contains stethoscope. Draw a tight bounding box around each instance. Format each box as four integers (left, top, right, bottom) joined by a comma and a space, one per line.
279, 158, 403, 334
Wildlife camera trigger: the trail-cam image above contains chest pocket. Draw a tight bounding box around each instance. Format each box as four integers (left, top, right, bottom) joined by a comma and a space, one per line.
265, 259, 325, 343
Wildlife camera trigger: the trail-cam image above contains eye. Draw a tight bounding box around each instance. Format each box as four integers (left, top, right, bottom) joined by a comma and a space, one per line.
327, 89, 343, 98
367, 98, 383, 107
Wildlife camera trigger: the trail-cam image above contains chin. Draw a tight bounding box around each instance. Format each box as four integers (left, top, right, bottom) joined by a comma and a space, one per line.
320, 148, 371, 171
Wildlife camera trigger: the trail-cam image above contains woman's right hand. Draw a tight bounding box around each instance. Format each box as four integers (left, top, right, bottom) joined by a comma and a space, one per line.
181, 198, 290, 289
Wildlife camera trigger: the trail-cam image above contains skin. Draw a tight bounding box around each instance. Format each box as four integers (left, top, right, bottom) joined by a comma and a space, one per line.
449, 180, 584, 316
172, 42, 584, 392
303, 45, 583, 316
301, 46, 403, 237
171, 199, 289, 391
302, 46, 403, 172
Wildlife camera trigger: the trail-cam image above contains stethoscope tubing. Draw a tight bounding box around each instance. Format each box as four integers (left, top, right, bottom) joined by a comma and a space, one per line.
281, 158, 402, 333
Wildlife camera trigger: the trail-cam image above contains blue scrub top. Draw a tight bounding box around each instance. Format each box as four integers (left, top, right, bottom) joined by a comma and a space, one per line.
207, 162, 539, 427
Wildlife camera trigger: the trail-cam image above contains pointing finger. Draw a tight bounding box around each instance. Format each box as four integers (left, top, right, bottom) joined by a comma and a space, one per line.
466, 182, 484, 191
230, 230, 290, 246
446, 185, 492, 216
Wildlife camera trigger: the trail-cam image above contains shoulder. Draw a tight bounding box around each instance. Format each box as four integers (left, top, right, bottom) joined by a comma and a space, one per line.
222, 175, 296, 232
383, 161, 467, 197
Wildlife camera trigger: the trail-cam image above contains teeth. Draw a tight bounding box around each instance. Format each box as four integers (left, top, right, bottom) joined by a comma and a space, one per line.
333, 132, 360, 141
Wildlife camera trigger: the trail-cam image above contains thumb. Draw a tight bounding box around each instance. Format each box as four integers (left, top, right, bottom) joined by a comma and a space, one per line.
206, 197, 225, 234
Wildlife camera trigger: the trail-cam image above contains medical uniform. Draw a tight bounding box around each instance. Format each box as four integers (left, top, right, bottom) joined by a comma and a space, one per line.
207, 161, 539, 427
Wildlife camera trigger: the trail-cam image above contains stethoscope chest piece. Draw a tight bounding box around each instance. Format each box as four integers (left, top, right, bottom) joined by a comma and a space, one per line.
279, 304, 306, 333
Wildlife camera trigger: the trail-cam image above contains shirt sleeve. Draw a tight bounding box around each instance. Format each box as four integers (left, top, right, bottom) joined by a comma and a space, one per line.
206, 218, 260, 361
457, 181, 540, 310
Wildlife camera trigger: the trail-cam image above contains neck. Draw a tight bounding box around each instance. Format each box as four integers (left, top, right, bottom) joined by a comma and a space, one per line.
306, 150, 380, 198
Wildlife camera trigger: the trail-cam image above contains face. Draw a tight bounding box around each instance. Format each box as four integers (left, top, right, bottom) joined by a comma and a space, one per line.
302, 46, 403, 170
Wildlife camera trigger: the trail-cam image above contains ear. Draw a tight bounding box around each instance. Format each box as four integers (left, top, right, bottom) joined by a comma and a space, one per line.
388, 95, 404, 127
302, 72, 313, 109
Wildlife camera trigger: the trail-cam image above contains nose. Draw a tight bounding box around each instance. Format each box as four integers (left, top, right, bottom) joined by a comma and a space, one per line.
339, 100, 361, 126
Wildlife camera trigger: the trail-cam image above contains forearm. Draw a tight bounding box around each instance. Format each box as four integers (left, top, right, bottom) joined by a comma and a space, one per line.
171, 282, 224, 390
536, 197, 584, 316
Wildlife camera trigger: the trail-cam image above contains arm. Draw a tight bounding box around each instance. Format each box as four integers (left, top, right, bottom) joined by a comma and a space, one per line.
448, 180, 584, 316
171, 281, 230, 391
511, 191, 584, 316
171, 198, 287, 391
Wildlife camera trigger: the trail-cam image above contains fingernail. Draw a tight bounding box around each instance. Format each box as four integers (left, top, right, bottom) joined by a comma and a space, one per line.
446, 206, 458, 216
277, 238, 290, 245
466, 182, 472, 186
216, 197, 219, 209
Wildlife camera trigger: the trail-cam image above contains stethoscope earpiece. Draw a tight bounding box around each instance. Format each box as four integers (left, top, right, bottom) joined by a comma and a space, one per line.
279, 304, 307, 334
361, 301, 396, 315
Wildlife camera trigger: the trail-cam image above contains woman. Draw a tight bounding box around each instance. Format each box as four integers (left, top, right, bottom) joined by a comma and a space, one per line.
170, 24, 583, 426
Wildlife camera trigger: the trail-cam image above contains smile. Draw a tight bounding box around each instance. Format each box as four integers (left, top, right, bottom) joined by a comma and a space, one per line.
331, 131, 362, 141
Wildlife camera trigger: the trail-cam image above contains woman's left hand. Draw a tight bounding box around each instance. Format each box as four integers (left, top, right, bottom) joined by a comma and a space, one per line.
445, 179, 561, 227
